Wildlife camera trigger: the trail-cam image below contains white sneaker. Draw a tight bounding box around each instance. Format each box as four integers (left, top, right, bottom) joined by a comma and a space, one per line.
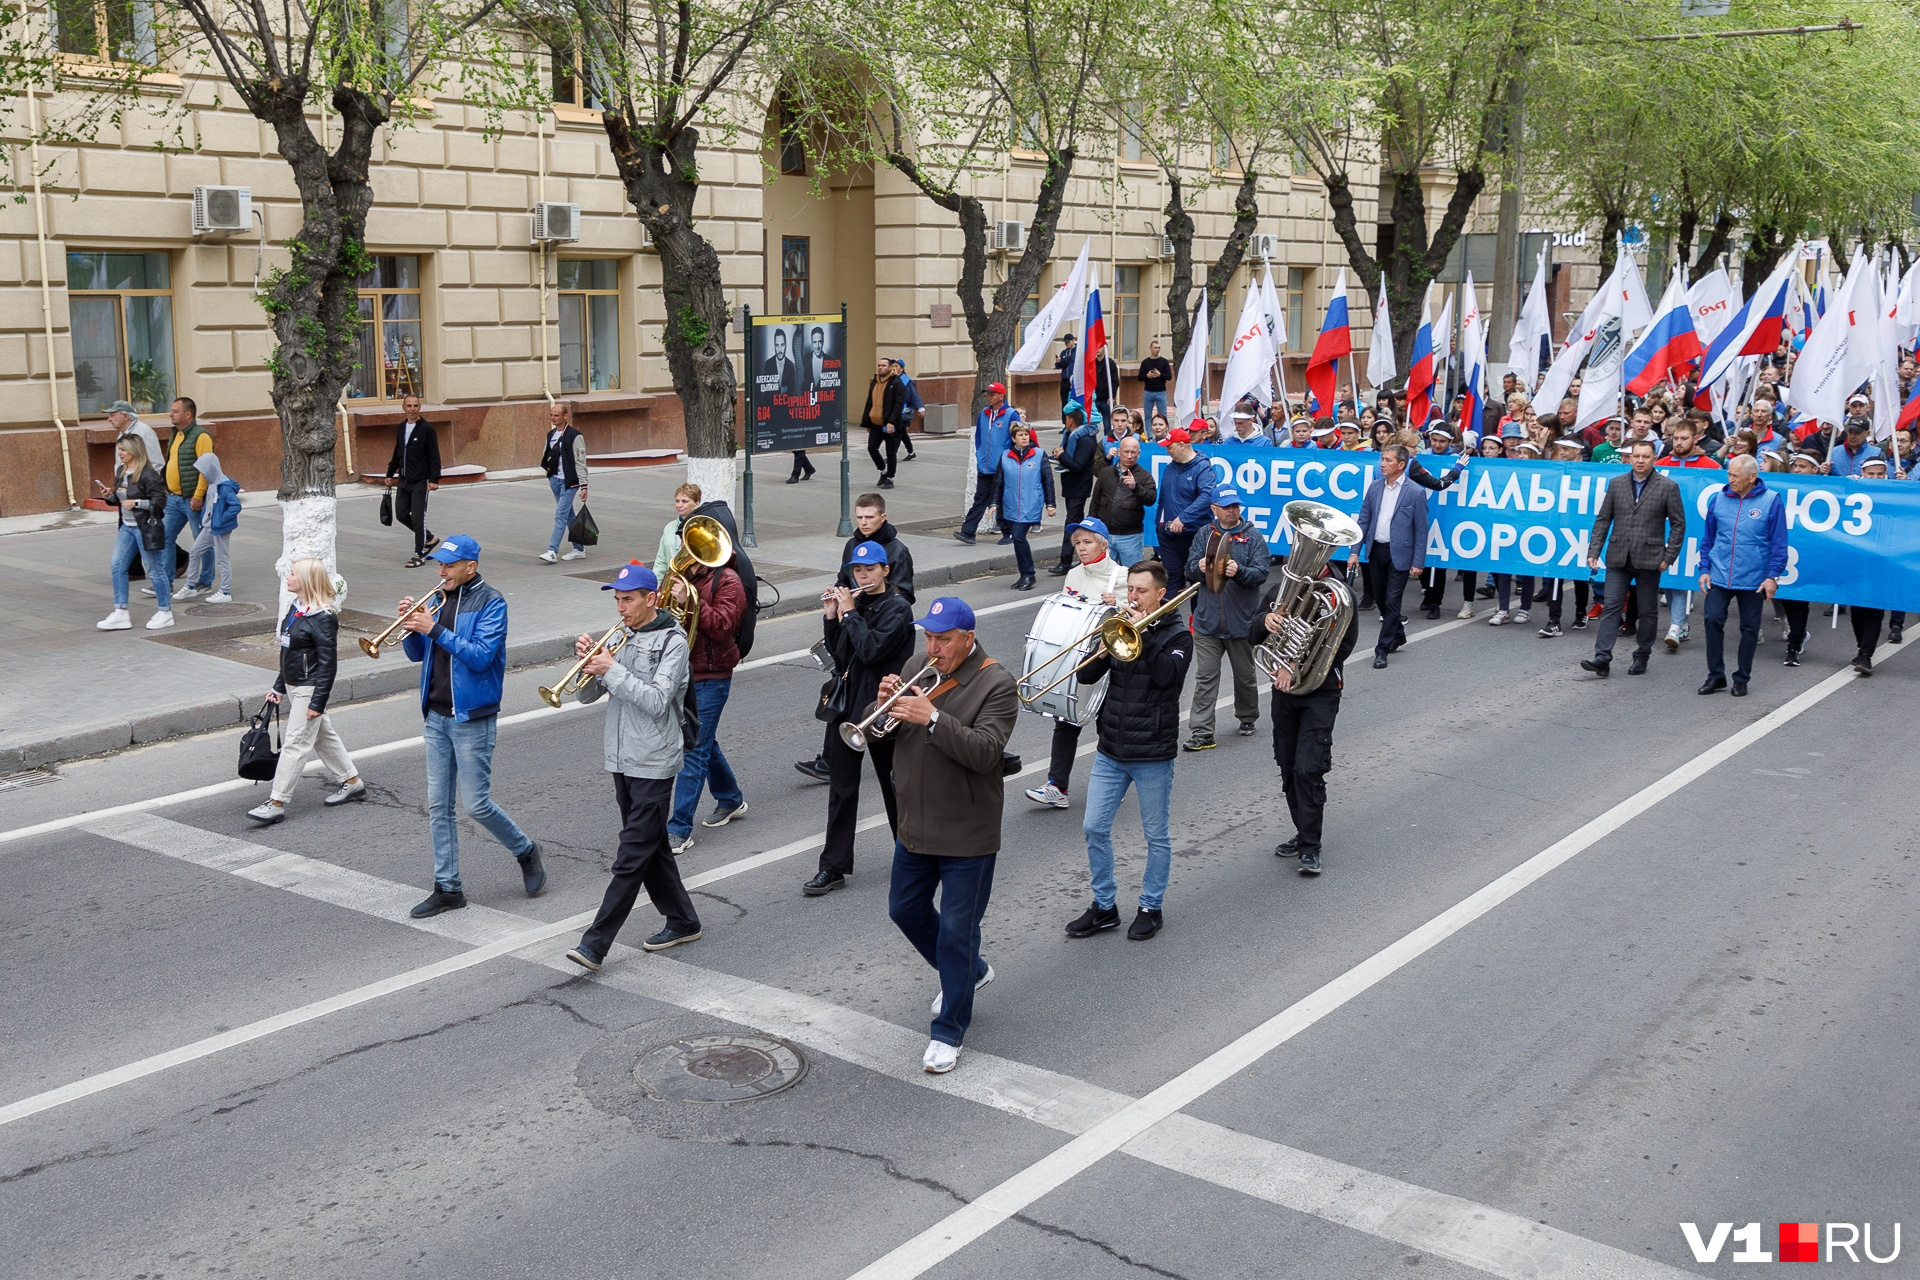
1024, 782, 1070, 809
560, 548, 586, 561
922, 1040, 961, 1074
205, 592, 233, 604
145, 609, 176, 630
139, 585, 157, 597
96, 608, 132, 631
1664, 626, 1681, 653
1511, 609, 1530, 625
670, 833, 695, 855
537, 550, 558, 564
1487, 609, 1511, 626
931, 963, 994, 1014
1455, 603, 1476, 620
174, 584, 205, 600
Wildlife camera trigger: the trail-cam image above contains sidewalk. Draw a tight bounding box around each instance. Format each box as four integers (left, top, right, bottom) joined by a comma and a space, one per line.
0, 436, 1038, 770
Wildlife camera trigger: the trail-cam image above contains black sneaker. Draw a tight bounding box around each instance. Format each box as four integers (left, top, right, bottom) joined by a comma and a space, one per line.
1853, 653, 1874, 677
1127, 908, 1163, 940
1477, 584, 1497, 599
803, 870, 847, 896
643, 925, 702, 951
1182, 735, 1216, 751
1297, 850, 1322, 875
410, 886, 467, 918
1423, 606, 1441, 620
793, 756, 831, 783
1580, 658, 1611, 677
997, 534, 1015, 546
1066, 902, 1120, 938
1783, 646, 1803, 668
879, 477, 894, 489
1892, 624, 1904, 644
1275, 836, 1300, 858
564, 944, 603, 971
1537, 622, 1563, 638
952, 531, 977, 545
1571, 617, 1589, 630
1237, 721, 1257, 737
517, 843, 548, 897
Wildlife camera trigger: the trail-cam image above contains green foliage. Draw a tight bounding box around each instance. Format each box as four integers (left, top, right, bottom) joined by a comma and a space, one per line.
669, 305, 710, 350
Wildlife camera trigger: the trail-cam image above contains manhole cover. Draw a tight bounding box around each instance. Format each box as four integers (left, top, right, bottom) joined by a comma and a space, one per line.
631, 1034, 807, 1103
188, 601, 265, 620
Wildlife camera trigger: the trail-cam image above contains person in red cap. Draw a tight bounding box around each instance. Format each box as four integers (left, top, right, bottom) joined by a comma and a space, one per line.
1154, 426, 1219, 605
955, 382, 1023, 546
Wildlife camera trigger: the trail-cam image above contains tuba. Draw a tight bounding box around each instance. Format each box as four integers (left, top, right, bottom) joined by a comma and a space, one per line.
660, 514, 733, 652
1252, 501, 1363, 695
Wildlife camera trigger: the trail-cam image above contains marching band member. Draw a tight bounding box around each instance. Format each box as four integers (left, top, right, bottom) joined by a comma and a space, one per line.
876, 597, 1019, 1074
564, 563, 703, 969
807, 542, 914, 897
1254, 560, 1359, 876
1025, 517, 1129, 811
1069, 560, 1193, 941
664, 528, 750, 855
1183, 486, 1271, 749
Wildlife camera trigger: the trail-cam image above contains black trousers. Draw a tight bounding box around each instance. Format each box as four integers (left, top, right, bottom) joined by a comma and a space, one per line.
582, 774, 700, 957
821, 728, 898, 876
1273, 687, 1340, 854
791, 449, 816, 479
1055, 494, 1087, 567
1543, 578, 1591, 625
1047, 719, 1083, 792
867, 426, 900, 479
395, 482, 432, 556
1783, 599, 1811, 654
1594, 564, 1661, 663
1852, 607, 1886, 658
1419, 568, 1475, 611
1159, 529, 1197, 602
961, 471, 1005, 538
1366, 543, 1409, 656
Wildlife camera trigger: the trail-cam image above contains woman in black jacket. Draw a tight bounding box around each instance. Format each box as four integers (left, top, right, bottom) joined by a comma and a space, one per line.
96, 434, 175, 631
248, 557, 366, 824
805, 543, 914, 897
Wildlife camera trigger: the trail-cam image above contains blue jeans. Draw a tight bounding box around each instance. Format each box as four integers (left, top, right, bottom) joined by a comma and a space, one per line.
1081, 753, 1175, 911
423, 711, 533, 892
1142, 391, 1168, 424
668, 676, 745, 839
1106, 532, 1144, 568
888, 841, 997, 1047
548, 475, 582, 554
1008, 521, 1037, 577
110, 525, 170, 609
162, 493, 209, 586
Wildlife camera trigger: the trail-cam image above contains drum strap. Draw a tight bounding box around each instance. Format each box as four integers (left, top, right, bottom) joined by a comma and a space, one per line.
927, 656, 998, 702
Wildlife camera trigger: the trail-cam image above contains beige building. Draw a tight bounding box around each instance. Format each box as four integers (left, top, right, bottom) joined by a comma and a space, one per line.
2, 55, 1404, 516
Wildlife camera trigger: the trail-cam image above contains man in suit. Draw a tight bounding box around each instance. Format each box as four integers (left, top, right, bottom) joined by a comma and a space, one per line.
802, 326, 828, 394
1355, 443, 1428, 669
385, 394, 442, 567
1581, 439, 1687, 678
761, 328, 801, 395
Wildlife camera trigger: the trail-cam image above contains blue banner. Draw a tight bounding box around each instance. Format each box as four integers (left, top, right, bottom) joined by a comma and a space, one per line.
1138, 446, 1920, 612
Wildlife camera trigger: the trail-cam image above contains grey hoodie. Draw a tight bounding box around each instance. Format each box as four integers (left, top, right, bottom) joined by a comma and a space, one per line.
576, 610, 687, 780
195, 452, 228, 488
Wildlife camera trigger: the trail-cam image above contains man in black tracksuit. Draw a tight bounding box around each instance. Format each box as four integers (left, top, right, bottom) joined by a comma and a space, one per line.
1048, 407, 1100, 575
1250, 570, 1358, 876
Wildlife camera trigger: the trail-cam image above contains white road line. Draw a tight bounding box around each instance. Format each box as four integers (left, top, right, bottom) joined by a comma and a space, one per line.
841, 657, 1890, 1280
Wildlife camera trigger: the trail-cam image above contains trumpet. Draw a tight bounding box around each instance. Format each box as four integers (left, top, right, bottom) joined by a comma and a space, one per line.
538, 622, 628, 708
1018, 584, 1199, 706
840, 661, 941, 752
359, 589, 446, 659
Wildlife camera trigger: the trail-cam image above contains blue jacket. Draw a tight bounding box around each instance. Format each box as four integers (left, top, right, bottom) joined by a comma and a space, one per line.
999, 445, 1056, 523
402, 575, 508, 721
1827, 439, 1883, 478
973, 403, 1020, 474
1700, 477, 1788, 591
1357, 474, 1430, 573
1155, 452, 1218, 534
897, 374, 923, 424
206, 478, 243, 536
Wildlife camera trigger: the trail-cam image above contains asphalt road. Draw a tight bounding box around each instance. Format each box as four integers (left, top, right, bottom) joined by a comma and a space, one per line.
2, 576, 1915, 1280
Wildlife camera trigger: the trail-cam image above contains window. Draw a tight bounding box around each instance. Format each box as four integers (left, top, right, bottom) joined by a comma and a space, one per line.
777, 98, 807, 175
1011, 280, 1041, 363
781, 237, 810, 315
349, 255, 424, 402
67, 251, 175, 417
557, 259, 620, 392
1213, 133, 1235, 171
550, 44, 602, 110
1208, 290, 1226, 358
54, 0, 158, 64
1119, 102, 1145, 163
1114, 266, 1141, 362
1286, 268, 1308, 353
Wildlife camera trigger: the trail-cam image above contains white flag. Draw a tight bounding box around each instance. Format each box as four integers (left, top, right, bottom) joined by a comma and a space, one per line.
1895, 257, 1920, 350
1007, 239, 1090, 373
1250, 265, 1286, 407
1174, 291, 1210, 422
1365, 274, 1396, 389
1788, 249, 1869, 429
1433, 293, 1454, 367
1459, 272, 1487, 426
1216, 282, 1279, 425
1509, 247, 1551, 382
1575, 282, 1629, 432
1686, 268, 1735, 344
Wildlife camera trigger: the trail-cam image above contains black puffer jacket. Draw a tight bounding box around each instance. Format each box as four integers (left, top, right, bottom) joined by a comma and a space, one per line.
836, 520, 916, 604
1077, 612, 1191, 763
822, 587, 914, 726
272, 606, 341, 713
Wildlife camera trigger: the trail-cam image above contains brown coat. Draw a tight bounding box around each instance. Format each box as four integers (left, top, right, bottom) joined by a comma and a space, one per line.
881, 642, 1018, 858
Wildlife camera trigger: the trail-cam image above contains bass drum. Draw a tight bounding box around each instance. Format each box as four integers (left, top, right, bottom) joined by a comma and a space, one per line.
1020, 592, 1113, 727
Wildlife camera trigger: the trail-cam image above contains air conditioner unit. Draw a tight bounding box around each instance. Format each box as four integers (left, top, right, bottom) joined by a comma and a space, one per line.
192, 186, 252, 234
532, 201, 581, 243
1156, 235, 1176, 260
991, 220, 1026, 253
1250, 233, 1277, 260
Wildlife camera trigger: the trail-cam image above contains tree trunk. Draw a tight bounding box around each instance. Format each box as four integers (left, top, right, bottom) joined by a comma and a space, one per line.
1691, 211, 1735, 284
1740, 224, 1790, 298
1164, 169, 1257, 378
1199, 170, 1260, 337
1163, 175, 1195, 367
1596, 206, 1626, 280
1326, 163, 1486, 358
605, 116, 737, 501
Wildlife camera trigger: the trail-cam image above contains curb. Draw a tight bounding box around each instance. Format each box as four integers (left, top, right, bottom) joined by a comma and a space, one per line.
3, 555, 1020, 772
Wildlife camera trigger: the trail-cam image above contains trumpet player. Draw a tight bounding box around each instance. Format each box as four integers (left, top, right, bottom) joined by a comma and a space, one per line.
807, 541, 914, 897
1251, 565, 1358, 877
564, 563, 703, 969
400, 535, 546, 920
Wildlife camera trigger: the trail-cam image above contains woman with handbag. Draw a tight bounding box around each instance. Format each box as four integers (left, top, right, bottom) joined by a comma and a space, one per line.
96, 434, 175, 631
805, 541, 913, 897
247, 557, 366, 824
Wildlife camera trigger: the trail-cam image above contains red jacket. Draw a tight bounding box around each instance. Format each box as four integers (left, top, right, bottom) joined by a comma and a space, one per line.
687, 565, 746, 680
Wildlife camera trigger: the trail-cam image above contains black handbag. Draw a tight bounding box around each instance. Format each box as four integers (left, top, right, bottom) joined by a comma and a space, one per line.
568, 503, 600, 547
238, 700, 282, 781
378, 491, 393, 527
815, 669, 853, 723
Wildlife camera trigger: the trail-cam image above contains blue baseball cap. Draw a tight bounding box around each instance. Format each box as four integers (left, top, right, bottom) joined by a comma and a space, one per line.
1065, 517, 1111, 542
429, 534, 481, 564
603, 561, 659, 592
917, 597, 976, 633
1212, 486, 1243, 507
849, 541, 890, 566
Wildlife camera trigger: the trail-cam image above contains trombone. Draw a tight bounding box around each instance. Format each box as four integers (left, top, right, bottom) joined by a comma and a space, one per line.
358, 589, 446, 659
1017, 584, 1199, 706
840, 661, 941, 752
538, 622, 628, 708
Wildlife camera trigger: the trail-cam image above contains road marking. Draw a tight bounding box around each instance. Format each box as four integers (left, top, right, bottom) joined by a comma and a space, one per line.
840, 657, 1887, 1280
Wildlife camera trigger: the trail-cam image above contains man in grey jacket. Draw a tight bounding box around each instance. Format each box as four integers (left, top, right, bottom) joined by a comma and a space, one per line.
1183, 487, 1271, 749
1581, 439, 1687, 678
565, 563, 702, 969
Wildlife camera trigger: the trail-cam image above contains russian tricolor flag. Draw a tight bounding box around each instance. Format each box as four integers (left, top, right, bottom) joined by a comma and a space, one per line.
1699, 258, 1797, 390
1623, 274, 1703, 396
1897, 376, 1920, 434
1079, 283, 1107, 402
1404, 293, 1436, 426
1306, 268, 1352, 415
